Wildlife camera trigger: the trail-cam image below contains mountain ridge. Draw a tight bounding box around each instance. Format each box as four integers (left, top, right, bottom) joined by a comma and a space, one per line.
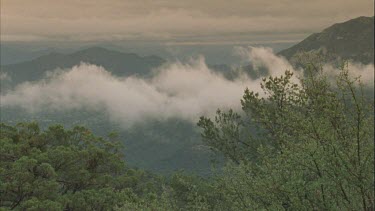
1, 47, 166, 86
277, 16, 374, 64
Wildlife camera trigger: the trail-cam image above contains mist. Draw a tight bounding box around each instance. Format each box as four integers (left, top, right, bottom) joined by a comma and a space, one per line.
0, 72, 11, 81
0, 59, 261, 127
1, 47, 373, 127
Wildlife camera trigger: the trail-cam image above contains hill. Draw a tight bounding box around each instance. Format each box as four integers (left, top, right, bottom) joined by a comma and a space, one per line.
0, 47, 214, 175
278, 16, 374, 64
0, 47, 166, 86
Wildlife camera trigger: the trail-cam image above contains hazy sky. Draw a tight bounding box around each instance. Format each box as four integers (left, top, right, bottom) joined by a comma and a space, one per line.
1, 0, 374, 45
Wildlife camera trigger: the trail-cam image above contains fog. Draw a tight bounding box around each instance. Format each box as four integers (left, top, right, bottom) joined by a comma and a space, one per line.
0, 72, 11, 81
324, 62, 374, 87
1, 47, 373, 127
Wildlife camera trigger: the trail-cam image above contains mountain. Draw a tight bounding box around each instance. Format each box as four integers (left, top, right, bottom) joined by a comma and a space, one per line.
0, 46, 60, 65
0, 46, 215, 175
278, 16, 374, 64
1, 17, 373, 175
1, 47, 166, 86
0, 46, 80, 65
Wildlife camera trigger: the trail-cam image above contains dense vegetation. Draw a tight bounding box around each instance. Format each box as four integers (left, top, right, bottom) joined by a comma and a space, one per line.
0, 109, 214, 176
197, 63, 374, 210
1, 62, 373, 210
2, 16, 374, 176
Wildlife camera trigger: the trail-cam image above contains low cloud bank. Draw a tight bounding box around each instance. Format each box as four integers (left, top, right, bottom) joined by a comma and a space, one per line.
324, 63, 374, 87
1, 47, 373, 127
0, 60, 261, 126
235, 46, 295, 74
0, 72, 11, 81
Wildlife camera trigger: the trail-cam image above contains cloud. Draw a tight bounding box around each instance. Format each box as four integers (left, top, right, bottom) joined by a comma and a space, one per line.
1, 47, 373, 127
1, 0, 373, 43
0, 60, 263, 127
235, 46, 295, 74
234, 46, 304, 84
0, 72, 11, 81
324, 62, 374, 87
347, 63, 374, 86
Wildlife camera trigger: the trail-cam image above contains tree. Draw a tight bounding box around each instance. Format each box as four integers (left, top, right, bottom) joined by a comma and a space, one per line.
0, 123, 163, 210
198, 63, 374, 210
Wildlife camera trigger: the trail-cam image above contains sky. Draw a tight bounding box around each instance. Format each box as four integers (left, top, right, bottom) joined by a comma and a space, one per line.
1, 0, 374, 45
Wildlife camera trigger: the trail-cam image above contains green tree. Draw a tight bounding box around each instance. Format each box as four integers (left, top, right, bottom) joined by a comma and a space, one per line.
0, 123, 163, 210
198, 63, 374, 210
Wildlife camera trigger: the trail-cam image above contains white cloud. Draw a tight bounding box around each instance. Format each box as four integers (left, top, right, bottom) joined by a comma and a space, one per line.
235, 46, 295, 74
1, 47, 372, 127
0, 72, 11, 81
0, 61, 249, 127
324, 62, 374, 87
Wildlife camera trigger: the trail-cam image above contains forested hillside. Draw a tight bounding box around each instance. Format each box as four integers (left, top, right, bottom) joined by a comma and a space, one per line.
1, 62, 373, 210
278, 16, 374, 64
0, 48, 216, 175
1, 0, 374, 208
1, 17, 374, 176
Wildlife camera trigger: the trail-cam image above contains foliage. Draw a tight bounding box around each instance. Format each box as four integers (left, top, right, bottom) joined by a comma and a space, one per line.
0, 123, 164, 210
1, 61, 373, 210
198, 63, 374, 210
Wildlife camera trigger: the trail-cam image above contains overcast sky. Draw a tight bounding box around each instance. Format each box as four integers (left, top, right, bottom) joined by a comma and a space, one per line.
1, 0, 374, 45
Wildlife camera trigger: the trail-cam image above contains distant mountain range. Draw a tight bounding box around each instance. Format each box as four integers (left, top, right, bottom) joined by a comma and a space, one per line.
237, 16, 374, 78
0, 46, 60, 65
278, 16, 374, 64
1, 47, 165, 86
1, 16, 373, 175
2, 16, 373, 87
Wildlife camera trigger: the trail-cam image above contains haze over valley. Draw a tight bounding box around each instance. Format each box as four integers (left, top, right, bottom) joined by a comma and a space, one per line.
0, 1, 374, 210
1, 15, 374, 174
